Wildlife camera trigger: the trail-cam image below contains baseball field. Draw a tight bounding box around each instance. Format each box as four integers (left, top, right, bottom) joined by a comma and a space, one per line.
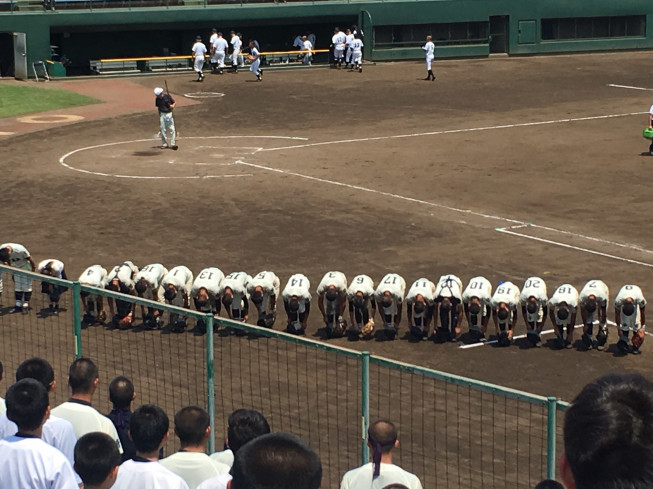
1, 50, 653, 486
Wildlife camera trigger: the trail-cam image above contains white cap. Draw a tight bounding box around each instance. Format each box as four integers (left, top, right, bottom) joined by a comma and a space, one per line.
154, 87, 164, 96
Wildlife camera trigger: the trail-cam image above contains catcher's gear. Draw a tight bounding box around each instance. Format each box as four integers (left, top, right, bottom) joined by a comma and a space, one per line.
632, 332, 644, 349
526, 330, 539, 346
617, 335, 629, 353
498, 331, 511, 347
596, 325, 608, 348
360, 319, 374, 339
581, 332, 593, 349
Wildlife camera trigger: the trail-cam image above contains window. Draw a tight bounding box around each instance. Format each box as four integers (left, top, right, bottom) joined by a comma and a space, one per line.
541, 15, 645, 41
374, 22, 489, 47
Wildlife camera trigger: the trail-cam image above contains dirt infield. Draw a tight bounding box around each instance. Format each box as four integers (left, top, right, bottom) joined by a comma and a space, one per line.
1, 51, 653, 483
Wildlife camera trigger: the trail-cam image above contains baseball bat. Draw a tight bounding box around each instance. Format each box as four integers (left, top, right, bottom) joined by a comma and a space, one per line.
164, 80, 170, 96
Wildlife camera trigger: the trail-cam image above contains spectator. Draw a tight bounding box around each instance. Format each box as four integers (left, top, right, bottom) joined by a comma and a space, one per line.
0, 379, 78, 488
535, 480, 564, 489
112, 404, 189, 489
340, 420, 422, 489
107, 375, 137, 462
74, 432, 121, 489
231, 432, 321, 489
160, 406, 229, 489
51, 358, 123, 454
560, 373, 653, 489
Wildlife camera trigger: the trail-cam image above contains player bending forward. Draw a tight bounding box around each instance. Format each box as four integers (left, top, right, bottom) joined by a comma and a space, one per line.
520, 276, 548, 348
0, 242, 36, 314
317, 271, 348, 338
374, 273, 406, 340
37, 259, 68, 316
462, 276, 493, 342
162, 265, 193, 333
433, 274, 464, 343
578, 279, 609, 350
247, 271, 280, 328
614, 284, 646, 355
282, 273, 311, 335
106, 261, 139, 329
134, 263, 168, 330
405, 278, 436, 341
191, 267, 224, 334
79, 265, 108, 325
548, 283, 579, 349
346, 274, 376, 340
220, 272, 251, 330
491, 281, 520, 347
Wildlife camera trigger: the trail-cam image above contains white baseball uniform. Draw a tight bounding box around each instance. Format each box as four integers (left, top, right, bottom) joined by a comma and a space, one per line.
345, 32, 355, 63
162, 266, 194, 307
462, 276, 493, 307
213, 36, 229, 67
1, 242, 33, 293
614, 284, 646, 332
247, 271, 280, 313
107, 261, 139, 289
221, 272, 251, 319
317, 271, 348, 319
37, 259, 65, 278
230, 35, 242, 66
375, 273, 406, 319
579, 279, 609, 324
406, 278, 436, 326
549, 284, 579, 327
491, 281, 520, 326
192, 41, 207, 74
520, 277, 548, 323
350, 38, 363, 66
191, 267, 224, 313
301, 39, 313, 64
135, 263, 168, 302
347, 274, 375, 327
332, 31, 347, 61
283, 273, 312, 331
423, 41, 435, 70
435, 274, 463, 301
250, 46, 261, 77
112, 458, 189, 489
79, 264, 107, 311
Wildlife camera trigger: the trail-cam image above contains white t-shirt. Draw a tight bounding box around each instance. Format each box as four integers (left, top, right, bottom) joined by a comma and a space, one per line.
435, 274, 463, 301
197, 473, 232, 489
214, 37, 229, 53
347, 275, 375, 300
462, 276, 492, 305
51, 400, 123, 453
340, 462, 423, 489
405, 278, 436, 305
79, 264, 107, 288
1, 242, 32, 268
0, 435, 78, 489
112, 459, 190, 489
192, 42, 207, 58
302, 40, 313, 52
192, 267, 225, 299
649, 104, 653, 116
37, 259, 65, 278
209, 448, 234, 468
160, 452, 230, 489
0, 397, 5, 416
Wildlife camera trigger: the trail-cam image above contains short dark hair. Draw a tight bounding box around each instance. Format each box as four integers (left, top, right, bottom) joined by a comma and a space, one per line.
534, 480, 564, 489
174, 406, 210, 447
564, 373, 653, 489
135, 279, 147, 294
368, 420, 397, 454
6, 378, 49, 431
15, 357, 55, 391
130, 404, 169, 453
74, 432, 121, 486
0, 248, 9, 263
231, 432, 321, 489
227, 408, 271, 454
109, 376, 134, 410
68, 358, 98, 394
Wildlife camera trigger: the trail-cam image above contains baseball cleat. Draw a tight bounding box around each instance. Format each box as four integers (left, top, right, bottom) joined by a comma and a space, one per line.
12, 306, 22, 313
22, 305, 29, 314
171, 145, 178, 150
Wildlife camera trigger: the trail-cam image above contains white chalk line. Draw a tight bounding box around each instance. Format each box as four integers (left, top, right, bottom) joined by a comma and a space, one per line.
607, 84, 653, 91
256, 111, 646, 153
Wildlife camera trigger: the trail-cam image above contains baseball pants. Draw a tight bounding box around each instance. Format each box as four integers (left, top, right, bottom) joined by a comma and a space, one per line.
159, 112, 176, 146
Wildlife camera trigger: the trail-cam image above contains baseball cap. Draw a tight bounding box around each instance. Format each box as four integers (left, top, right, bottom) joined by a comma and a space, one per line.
196, 35, 202, 40
154, 87, 164, 96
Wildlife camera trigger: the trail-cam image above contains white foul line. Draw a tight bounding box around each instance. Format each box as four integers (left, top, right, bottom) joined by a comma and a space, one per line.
607, 84, 653, 91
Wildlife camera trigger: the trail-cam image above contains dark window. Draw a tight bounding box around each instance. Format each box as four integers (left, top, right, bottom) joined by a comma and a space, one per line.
374, 22, 489, 47
541, 15, 645, 41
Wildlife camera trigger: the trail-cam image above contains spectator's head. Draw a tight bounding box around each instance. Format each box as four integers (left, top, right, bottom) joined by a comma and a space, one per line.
535, 480, 564, 489
367, 420, 399, 477
174, 406, 210, 448
231, 432, 321, 489
108, 376, 135, 410
382, 485, 409, 489
129, 404, 169, 455
561, 373, 653, 489
74, 432, 121, 489
68, 358, 99, 395
227, 408, 271, 454
16, 357, 55, 393
5, 378, 49, 432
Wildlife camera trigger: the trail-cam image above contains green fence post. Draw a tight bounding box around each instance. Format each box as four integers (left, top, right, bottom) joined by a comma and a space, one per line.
206, 314, 215, 453
361, 351, 370, 465
72, 281, 82, 359
547, 396, 557, 480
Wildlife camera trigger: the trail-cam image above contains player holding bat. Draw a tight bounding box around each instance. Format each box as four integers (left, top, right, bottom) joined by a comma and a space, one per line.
154, 84, 177, 150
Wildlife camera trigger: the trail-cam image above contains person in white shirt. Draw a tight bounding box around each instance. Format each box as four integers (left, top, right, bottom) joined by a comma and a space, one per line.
79, 265, 108, 326
405, 278, 436, 341
248, 41, 262, 82
0, 360, 5, 416
348, 33, 364, 73
346, 274, 376, 340
135, 263, 168, 330
462, 276, 493, 342
375, 273, 406, 340
230, 31, 242, 73
578, 279, 610, 350
344, 28, 355, 67
422, 35, 435, 81
211, 31, 229, 74
433, 274, 464, 342
73, 432, 121, 489
300, 35, 313, 65
332, 26, 347, 69
209, 28, 218, 73
0, 379, 79, 489
247, 271, 280, 328
0, 242, 36, 314
191, 267, 224, 334
282, 273, 312, 334
220, 272, 251, 328
520, 277, 548, 348
548, 284, 579, 350
106, 261, 139, 329
162, 265, 194, 332
37, 259, 68, 316
111, 404, 189, 489
191, 36, 207, 82
160, 406, 230, 489
317, 271, 348, 338
647, 104, 653, 155
51, 357, 123, 454
340, 420, 422, 489
491, 281, 520, 346
614, 284, 647, 355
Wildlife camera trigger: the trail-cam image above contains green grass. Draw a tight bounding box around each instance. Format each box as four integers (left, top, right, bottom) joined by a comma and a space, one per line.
0, 84, 101, 118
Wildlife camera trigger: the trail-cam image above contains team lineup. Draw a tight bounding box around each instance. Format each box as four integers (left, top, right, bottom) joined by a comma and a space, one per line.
0, 242, 647, 354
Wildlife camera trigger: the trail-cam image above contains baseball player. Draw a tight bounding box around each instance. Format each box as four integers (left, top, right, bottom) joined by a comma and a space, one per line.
0, 242, 36, 314
220, 271, 251, 329
247, 271, 280, 328
248, 40, 262, 82
349, 33, 364, 73
78, 265, 108, 325
134, 263, 168, 330
648, 103, 653, 156
211, 31, 229, 74
282, 273, 311, 335
344, 28, 354, 68
422, 35, 435, 81
374, 273, 406, 340
230, 31, 242, 73
491, 281, 520, 346
162, 265, 193, 333
106, 261, 139, 329
332, 27, 347, 69
461, 276, 493, 342
191, 35, 207, 82
614, 284, 647, 355
37, 259, 68, 316
433, 274, 464, 342
519, 276, 548, 348
154, 87, 177, 150
300, 35, 313, 65
548, 283, 579, 349
209, 28, 218, 73
578, 279, 610, 350
317, 271, 348, 338
405, 278, 436, 341
191, 267, 224, 334
346, 274, 376, 340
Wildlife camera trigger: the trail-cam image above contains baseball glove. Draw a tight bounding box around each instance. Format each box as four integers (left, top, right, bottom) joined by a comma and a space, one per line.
360, 319, 374, 338
633, 332, 644, 349
248, 55, 255, 61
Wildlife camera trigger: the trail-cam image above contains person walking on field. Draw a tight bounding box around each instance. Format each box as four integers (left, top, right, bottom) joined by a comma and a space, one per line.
155, 87, 177, 150
191, 36, 207, 82
422, 35, 435, 81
